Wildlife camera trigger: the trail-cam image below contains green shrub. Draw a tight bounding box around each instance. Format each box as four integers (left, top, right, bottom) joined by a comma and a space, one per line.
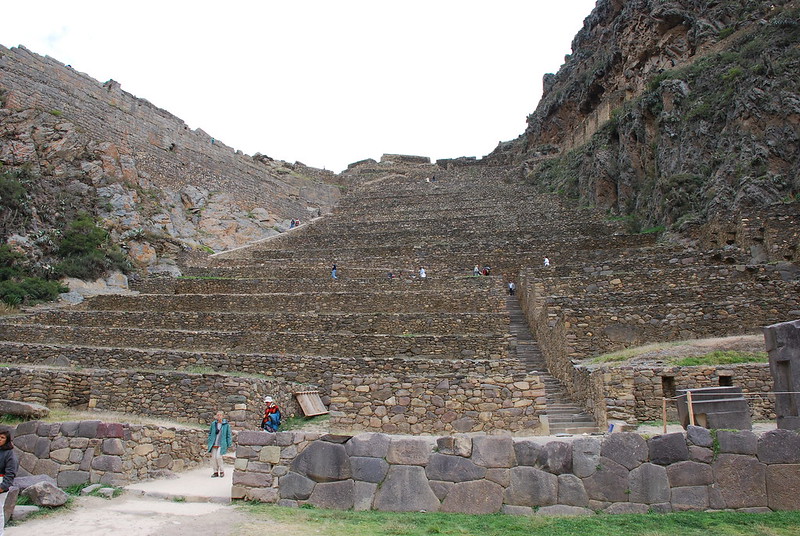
54, 213, 131, 279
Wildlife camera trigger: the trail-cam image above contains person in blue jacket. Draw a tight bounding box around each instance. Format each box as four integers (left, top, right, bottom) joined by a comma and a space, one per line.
207, 411, 232, 478
0, 430, 18, 536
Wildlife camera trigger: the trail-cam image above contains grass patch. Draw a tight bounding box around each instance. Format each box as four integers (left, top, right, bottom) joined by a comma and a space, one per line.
280, 413, 330, 431
591, 341, 683, 364
240, 504, 800, 536
674, 350, 768, 366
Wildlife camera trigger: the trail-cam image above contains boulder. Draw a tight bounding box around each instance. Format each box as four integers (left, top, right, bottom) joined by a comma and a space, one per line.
386, 437, 433, 466
441, 480, 503, 514
766, 464, 800, 511
21, 481, 68, 507
557, 474, 589, 507
666, 461, 712, 487
536, 441, 572, 475
0, 400, 49, 419
472, 435, 515, 468
291, 441, 351, 482
346, 433, 390, 458
278, 472, 315, 500
425, 454, 486, 482
671, 486, 709, 511
600, 433, 648, 469
350, 457, 389, 483
308, 480, 354, 510
686, 425, 713, 447
572, 437, 601, 478
513, 440, 542, 466
582, 457, 630, 503
628, 463, 670, 504
11, 505, 40, 521
757, 429, 800, 464
648, 433, 689, 465
373, 465, 441, 512
715, 430, 757, 455
353, 481, 377, 511
712, 454, 767, 508
12, 474, 57, 491
504, 466, 557, 507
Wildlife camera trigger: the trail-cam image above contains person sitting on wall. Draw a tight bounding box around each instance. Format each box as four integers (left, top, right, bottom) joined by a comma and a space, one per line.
261, 396, 282, 433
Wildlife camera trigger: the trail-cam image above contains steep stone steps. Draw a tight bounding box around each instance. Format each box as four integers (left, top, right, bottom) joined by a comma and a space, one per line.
505, 296, 599, 435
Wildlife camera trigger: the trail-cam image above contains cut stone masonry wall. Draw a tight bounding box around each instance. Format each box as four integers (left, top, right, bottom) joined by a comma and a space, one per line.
233, 429, 800, 513
8, 420, 206, 487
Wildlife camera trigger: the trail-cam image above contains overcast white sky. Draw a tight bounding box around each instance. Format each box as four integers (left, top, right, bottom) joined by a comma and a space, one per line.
2, 1, 596, 172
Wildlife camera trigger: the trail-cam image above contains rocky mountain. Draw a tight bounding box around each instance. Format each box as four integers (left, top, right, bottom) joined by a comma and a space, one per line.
485, 0, 800, 242
0, 45, 340, 277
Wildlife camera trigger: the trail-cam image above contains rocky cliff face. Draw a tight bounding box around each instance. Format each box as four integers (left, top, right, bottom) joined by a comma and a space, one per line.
0, 45, 340, 274
485, 0, 800, 244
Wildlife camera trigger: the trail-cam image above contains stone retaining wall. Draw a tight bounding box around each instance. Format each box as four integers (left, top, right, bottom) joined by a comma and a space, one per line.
232, 429, 800, 513
328, 373, 545, 435
0, 366, 304, 430
582, 363, 775, 427
0, 325, 510, 361
8, 420, 206, 487
0, 343, 524, 384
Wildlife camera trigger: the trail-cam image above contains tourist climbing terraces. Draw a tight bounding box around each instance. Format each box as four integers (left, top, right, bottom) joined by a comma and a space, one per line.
0, 155, 796, 434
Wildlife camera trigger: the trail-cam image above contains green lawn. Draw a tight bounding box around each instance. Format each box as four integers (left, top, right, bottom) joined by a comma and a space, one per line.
241, 504, 800, 536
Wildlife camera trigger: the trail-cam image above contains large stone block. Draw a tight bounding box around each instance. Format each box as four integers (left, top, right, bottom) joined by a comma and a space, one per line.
472, 435, 515, 468
13, 434, 37, 453
583, 457, 629, 503
671, 486, 709, 511
21, 481, 68, 507
425, 454, 486, 483
0, 400, 48, 419
77, 421, 101, 438
629, 463, 669, 504
504, 466, 557, 507
351, 456, 389, 483
712, 454, 767, 508
279, 471, 316, 500
14, 420, 40, 437
572, 437, 601, 478
441, 480, 503, 514
513, 440, 541, 467
648, 433, 689, 465
557, 474, 589, 507
686, 425, 713, 447
429, 480, 454, 501
536, 505, 594, 516
90, 455, 123, 472
666, 461, 712, 487
600, 433, 647, 470
237, 431, 277, 446
386, 437, 433, 466
346, 433, 390, 458
716, 430, 757, 455
33, 437, 51, 459
102, 438, 125, 455
354, 481, 377, 511
291, 441, 351, 482
96, 423, 124, 438
766, 464, 800, 510
232, 471, 272, 488
246, 487, 279, 503
12, 475, 57, 491
57, 470, 90, 488
373, 465, 441, 512
435, 436, 472, 457
308, 480, 354, 510
536, 441, 572, 475
605, 503, 649, 514
33, 459, 59, 479
757, 429, 800, 464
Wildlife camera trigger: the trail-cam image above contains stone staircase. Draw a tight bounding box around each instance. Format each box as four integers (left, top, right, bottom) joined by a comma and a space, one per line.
506, 295, 599, 434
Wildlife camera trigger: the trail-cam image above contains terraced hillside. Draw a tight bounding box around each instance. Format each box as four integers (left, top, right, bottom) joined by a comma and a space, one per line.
1, 156, 796, 434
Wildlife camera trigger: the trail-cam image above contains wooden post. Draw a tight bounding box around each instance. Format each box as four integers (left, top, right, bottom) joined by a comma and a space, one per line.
662, 398, 668, 434
687, 391, 695, 426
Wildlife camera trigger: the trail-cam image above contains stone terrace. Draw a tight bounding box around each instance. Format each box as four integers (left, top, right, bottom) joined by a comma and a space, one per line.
1, 155, 795, 435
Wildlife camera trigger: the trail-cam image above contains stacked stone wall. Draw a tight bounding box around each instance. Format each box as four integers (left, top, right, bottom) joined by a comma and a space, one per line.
9, 420, 206, 487
0, 366, 304, 429
328, 374, 545, 435
232, 429, 800, 513
0, 343, 524, 385
0, 324, 509, 361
